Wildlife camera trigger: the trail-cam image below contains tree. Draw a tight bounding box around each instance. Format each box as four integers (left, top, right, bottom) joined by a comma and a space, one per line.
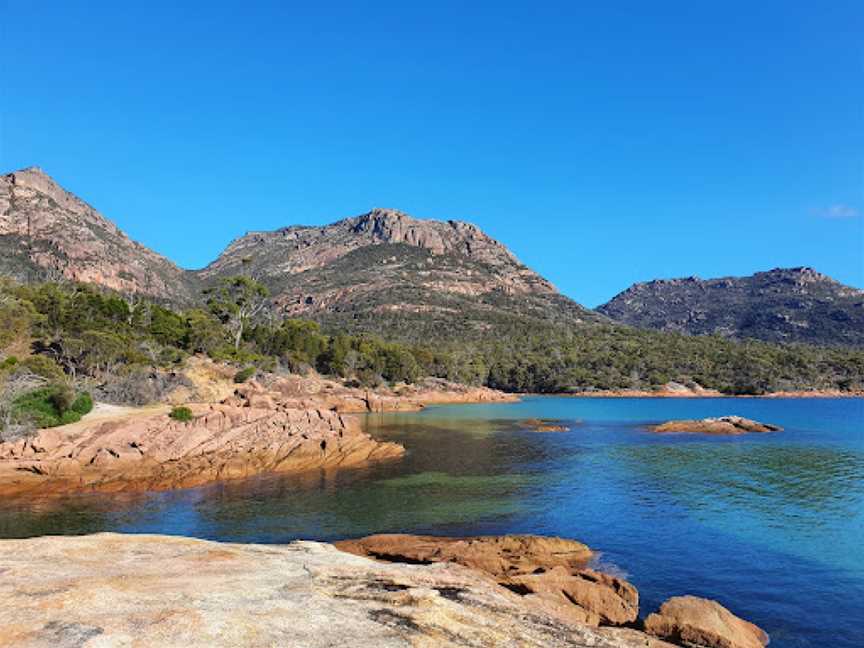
0, 290, 34, 353
204, 277, 269, 351
183, 309, 227, 354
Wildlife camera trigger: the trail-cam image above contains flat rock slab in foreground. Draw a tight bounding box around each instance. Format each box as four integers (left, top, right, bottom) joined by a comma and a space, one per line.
650, 416, 782, 435
0, 533, 676, 648
336, 533, 639, 627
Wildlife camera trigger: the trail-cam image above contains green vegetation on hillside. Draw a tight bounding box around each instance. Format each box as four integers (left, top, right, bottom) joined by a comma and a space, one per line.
169, 406, 194, 422
1, 277, 862, 440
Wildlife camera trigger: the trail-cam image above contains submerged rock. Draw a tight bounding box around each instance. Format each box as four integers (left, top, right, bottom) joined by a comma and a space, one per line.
650, 416, 782, 435
520, 418, 571, 432
335, 533, 638, 627
644, 595, 769, 648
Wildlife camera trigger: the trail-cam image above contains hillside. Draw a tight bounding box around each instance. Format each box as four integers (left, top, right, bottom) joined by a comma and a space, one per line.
0, 168, 198, 302
200, 208, 605, 342
598, 268, 864, 348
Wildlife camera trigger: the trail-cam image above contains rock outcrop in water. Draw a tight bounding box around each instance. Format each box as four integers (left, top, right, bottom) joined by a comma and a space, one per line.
519, 418, 571, 432
335, 534, 639, 627
0, 532, 679, 648
0, 402, 403, 496
335, 534, 769, 648
650, 416, 782, 435
645, 596, 769, 648
0, 372, 520, 497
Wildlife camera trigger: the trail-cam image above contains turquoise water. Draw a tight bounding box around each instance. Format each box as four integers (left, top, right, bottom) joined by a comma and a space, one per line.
1, 397, 862, 647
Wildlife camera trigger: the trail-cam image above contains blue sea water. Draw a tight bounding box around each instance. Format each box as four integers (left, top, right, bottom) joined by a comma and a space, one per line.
1, 397, 862, 647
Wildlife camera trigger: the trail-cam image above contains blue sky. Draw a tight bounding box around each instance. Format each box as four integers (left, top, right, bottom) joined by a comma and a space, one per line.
2, 1, 861, 306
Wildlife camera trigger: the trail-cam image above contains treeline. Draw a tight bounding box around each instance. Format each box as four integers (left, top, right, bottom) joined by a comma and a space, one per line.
1, 278, 863, 439
479, 325, 864, 394
0, 279, 482, 438
0, 279, 473, 386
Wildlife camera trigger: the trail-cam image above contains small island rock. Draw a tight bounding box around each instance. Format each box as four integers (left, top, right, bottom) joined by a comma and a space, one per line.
650, 416, 782, 435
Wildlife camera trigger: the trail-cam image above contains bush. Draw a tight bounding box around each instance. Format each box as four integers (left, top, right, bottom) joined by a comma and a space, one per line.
95, 366, 193, 406
12, 387, 63, 427
169, 406, 194, 422
0, 356, 18, 371
70, 391, 94, 416
48, 382, 75, 413
234, 366, 255, 383
21, 355, 65, 382
60, 410, 83, 425
11, 384, 90, 428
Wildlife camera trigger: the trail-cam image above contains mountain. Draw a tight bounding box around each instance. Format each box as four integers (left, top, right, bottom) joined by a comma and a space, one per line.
598, 268, 864, 347
200, 208, 604, 342
6, 168, 861, 350
0, 169, 603, 341
0, 168, 197, 302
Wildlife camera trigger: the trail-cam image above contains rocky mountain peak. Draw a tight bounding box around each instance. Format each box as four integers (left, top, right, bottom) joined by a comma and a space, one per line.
6, 166, 56, 189
352, 207, 411, 234
0, 167, 195, 300
756, 266, 837, 287
197, 205, 567, 330
350, 208, 442, 250
345, 207, 512, 262
2, 167, 98, 230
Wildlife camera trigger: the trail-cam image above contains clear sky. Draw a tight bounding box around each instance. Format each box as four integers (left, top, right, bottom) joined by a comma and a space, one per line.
1, 1, 861, 306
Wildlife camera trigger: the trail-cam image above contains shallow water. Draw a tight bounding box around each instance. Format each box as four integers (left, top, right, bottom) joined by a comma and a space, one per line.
1, 397, 862, 647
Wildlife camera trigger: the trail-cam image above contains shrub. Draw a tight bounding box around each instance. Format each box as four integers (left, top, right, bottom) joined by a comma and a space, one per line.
0, 356, 19, 371
70, 391, 94, 416
169, 406, 194, 422
234, 366, 255, 383
10, 384, 90, 428
95, 366, 193, 406
12, 387, 62, 427
48, 382, 75, 413
60, 410, 83, 425
21, 355, 65, 382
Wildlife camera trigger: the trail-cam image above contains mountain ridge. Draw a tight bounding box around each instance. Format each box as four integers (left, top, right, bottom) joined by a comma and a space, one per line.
3, 167, 862, 348
1, 168, 601, 341
598, 267, 864, 347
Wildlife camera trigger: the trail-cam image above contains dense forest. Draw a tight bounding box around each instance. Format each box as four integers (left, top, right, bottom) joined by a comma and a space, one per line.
1, 278, 862, 438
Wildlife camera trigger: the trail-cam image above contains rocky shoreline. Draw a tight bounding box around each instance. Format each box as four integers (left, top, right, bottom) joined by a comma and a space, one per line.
561, 385, 864, 398
2, 368, 855, 498
0, 376, 515, 497
0, 532, 768, 648
0, 403, 403, 497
